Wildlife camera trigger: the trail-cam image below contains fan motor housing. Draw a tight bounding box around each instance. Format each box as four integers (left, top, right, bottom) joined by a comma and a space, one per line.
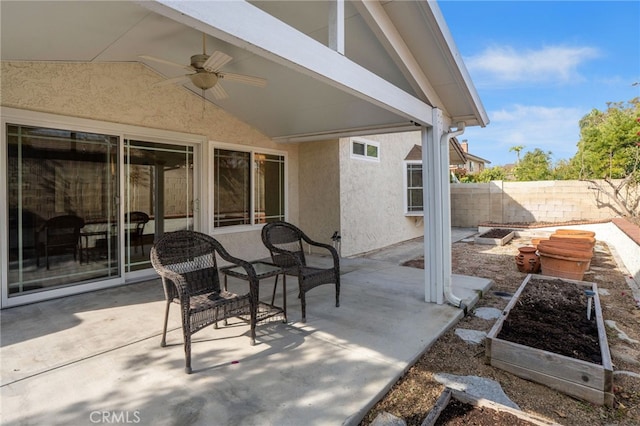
190, 54, 209, 70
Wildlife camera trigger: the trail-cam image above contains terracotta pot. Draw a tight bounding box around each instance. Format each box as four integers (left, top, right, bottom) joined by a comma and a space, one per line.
537, 240, 593, 270
538, 251, 590, 280
554, 229, 596, 238
539, 239, 594, 253
550, 234, 596, 248
530, 237, 549, 248
514, 246, 540, 273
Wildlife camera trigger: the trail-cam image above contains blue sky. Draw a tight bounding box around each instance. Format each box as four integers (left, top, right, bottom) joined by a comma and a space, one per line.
438, 1, 640, 167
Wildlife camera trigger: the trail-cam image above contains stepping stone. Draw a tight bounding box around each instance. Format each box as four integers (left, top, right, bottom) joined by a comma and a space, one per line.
455, 328, 486, 345
610, 344, 640, 366
370, 412, 406, 426
606, 320, 639, 343
473, 307, 501, 320
434, 373, 520, 409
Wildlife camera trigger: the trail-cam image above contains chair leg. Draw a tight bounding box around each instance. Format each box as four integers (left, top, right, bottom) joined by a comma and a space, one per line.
336, 278, 340, 308
183, 321, 192, 374
184, 334, 192, 374
271, 274, 279, 306
161, 300, 171, 347
300, 290, 307, 323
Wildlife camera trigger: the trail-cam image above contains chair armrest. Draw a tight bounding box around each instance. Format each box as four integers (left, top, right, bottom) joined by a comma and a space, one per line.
213, 243, 259, 300
299, 235, 340, 267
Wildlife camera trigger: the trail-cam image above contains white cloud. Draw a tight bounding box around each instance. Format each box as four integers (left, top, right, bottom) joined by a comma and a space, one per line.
464, 105, 586, 164
466, 45, 600, 85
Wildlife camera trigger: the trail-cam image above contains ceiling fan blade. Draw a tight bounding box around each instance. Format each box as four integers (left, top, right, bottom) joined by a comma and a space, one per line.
219, 72, 267, 88
210, 83, 229, 100
154, 75, 192, 87
140, 55, 193, 72
203, 51, 232, 72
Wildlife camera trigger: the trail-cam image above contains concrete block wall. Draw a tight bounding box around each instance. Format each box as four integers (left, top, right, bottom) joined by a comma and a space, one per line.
451, 179, 637, 226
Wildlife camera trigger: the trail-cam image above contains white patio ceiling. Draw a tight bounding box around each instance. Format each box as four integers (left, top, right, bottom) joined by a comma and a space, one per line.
0, 0, 488, 142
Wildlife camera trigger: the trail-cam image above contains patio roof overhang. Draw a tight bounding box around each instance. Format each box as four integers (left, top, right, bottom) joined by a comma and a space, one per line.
0, 0, 488, 142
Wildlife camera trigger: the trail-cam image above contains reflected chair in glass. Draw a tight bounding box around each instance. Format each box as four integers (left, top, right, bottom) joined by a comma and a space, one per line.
125, 211, 150, 255
36, 215, 85, 270
150, 230, 258, 374
261, 221, 340, 322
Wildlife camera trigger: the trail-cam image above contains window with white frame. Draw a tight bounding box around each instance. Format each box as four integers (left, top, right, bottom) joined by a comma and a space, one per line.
213, 147, 285, 228
351, 138, 379, 161
405, 162, 423, 214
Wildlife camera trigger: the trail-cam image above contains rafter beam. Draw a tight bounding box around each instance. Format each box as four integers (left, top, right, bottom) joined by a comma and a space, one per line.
354, 0, 444, 109
139, 0, 434, 127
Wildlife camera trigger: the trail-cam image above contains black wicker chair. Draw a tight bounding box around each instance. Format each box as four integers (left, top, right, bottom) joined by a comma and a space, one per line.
261, 221, 340, 322
36, 214, 85, 269
150, 230, 258, 374
125, 211, 149, 255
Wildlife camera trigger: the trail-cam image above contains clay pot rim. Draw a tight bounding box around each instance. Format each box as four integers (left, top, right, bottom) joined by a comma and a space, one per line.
554, 229, 596, 237
550, 234, 596, 244
517, 246, 538, 253
538, 251, 592, 262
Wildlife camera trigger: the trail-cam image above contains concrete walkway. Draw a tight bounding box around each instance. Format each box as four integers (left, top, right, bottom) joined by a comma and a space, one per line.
1, 228, 489, 426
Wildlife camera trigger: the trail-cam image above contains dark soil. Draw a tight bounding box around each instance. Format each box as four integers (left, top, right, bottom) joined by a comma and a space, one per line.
478, 228, 513, 238
435, 399, 535, 426
497, 278, 601, 364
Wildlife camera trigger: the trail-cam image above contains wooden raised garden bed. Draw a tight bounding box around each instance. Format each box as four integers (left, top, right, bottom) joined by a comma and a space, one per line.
423, 388, 560, 425
485, 274, 613, 406
475, 228, 515, 246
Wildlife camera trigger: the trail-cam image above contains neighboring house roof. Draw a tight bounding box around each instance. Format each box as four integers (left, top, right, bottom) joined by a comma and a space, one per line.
404, 141, 467, 165
464, 152, 492, 165
0, 1, 488, 142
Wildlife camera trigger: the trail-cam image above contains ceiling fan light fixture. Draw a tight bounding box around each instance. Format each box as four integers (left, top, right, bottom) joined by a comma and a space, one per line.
189, 72, 218, 90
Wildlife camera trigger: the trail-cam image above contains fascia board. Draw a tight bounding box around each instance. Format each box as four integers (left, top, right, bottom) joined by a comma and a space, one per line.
418, 1, 490, 128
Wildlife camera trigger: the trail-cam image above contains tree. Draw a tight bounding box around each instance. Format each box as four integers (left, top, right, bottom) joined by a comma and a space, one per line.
509, 145, 525, 164
458, 166, 507, 183
576, 98, 640, 179
514, 148, 553, 181
572, 98, 640, 217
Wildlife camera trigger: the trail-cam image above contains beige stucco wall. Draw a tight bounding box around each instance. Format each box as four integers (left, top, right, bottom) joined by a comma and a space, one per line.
337, 131, 425, 257
451, 180, 638, 227
1, 61, 300, 261
298, 140, 341, 247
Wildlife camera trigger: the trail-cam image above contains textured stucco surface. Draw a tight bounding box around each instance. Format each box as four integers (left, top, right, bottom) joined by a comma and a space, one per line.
298, 140, 341, 249
1, 61, 299, 262
337, 132, 424, 257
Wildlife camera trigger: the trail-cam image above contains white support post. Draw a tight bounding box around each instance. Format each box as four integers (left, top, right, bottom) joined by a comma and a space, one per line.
328, 0, 345, 54
422, 108, 446, 304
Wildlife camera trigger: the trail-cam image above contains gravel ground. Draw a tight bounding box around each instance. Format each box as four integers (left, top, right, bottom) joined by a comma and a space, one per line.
360, 234, 640, 426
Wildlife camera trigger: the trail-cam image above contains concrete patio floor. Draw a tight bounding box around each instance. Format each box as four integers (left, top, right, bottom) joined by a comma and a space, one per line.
0, 228, 492, 426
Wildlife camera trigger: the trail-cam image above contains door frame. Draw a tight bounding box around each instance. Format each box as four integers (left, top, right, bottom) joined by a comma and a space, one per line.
0, 107, 205, 308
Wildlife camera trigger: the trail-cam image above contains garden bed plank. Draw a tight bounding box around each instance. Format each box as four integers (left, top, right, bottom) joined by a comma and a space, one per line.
485, 274, 614, 407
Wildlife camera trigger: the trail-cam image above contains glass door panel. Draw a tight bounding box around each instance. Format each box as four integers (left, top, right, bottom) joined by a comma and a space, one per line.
124, 140, 194, 272
6, 124, 119, 296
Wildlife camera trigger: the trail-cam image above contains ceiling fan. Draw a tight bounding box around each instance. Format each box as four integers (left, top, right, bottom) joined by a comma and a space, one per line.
140, 34, 267, 100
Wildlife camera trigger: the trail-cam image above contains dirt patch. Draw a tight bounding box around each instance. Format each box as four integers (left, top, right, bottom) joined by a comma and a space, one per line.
435, 399, 536, 426
498, 278, 601, 363
361, 233, 640, 426
478, 228, 514, 239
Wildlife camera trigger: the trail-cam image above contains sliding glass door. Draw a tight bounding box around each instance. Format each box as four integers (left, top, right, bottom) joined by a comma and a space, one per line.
124, 140, 194, 272
6, 124, 119, 296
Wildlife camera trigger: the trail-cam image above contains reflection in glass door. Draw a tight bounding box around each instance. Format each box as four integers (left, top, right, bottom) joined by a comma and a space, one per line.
6, 124, 119, 296
124, 140, 194, 272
